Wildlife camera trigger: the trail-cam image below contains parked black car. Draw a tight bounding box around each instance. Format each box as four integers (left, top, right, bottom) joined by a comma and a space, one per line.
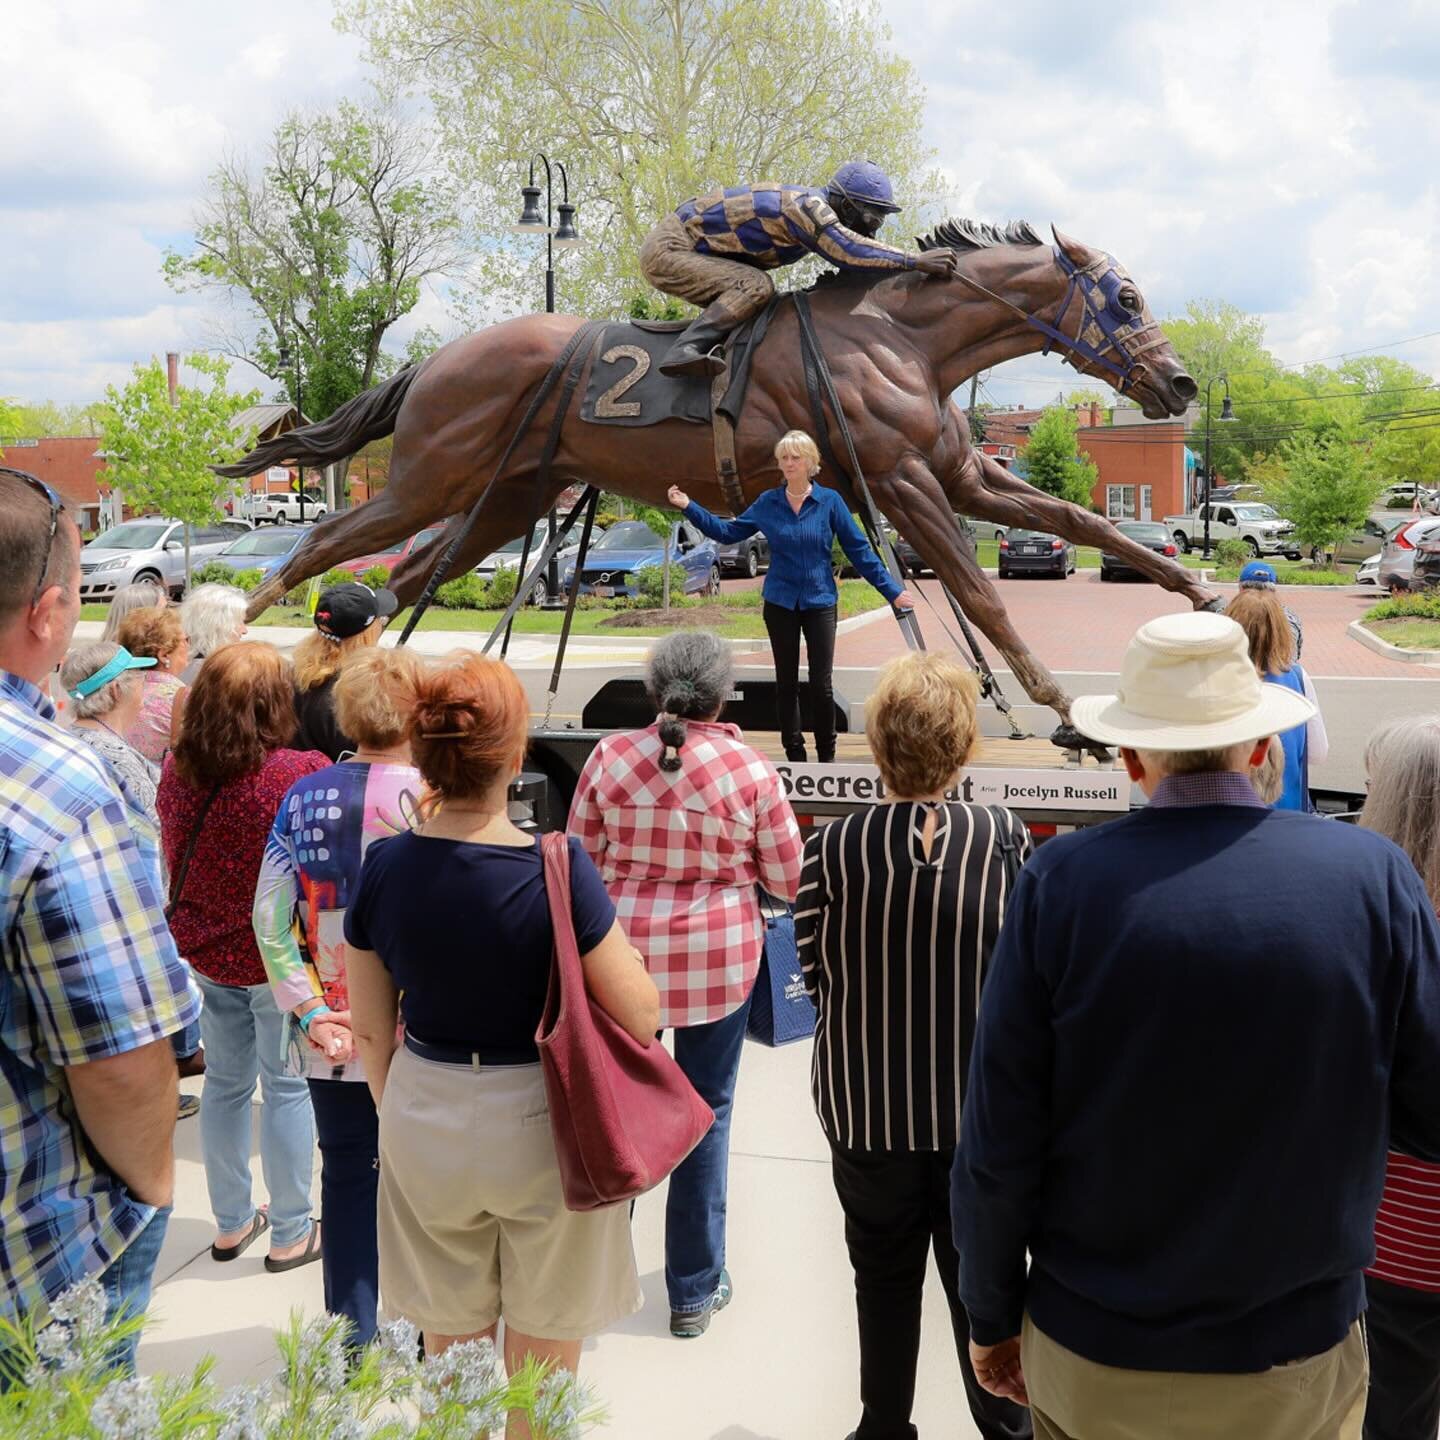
997, 528, 1076, 579
716, 532, 770, 578
1099, 520, 1181, 581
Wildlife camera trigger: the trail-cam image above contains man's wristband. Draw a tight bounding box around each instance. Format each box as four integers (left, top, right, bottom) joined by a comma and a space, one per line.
297, 1005, 332, 1036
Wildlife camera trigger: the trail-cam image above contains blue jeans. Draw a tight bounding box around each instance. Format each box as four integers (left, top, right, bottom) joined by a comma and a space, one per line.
100, 1205, 171, 1376
196, 975, 315, 1247
308, 1079, 379, 1348
665, 996, 752, 1313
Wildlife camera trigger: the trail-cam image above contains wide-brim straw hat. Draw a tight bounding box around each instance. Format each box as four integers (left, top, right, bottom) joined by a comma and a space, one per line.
1071, 612, 1316, 751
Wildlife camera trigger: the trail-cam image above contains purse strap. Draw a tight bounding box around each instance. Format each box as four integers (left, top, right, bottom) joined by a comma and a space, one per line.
988, 805, 1023, 891
165, 784, 221, 922
540, 831, 583, 982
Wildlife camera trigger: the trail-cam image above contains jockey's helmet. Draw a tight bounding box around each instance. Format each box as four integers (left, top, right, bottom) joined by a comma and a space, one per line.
827, 161, 903, 215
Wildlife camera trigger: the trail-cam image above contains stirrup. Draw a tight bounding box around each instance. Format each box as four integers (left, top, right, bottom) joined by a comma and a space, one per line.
660, 344, 725, 378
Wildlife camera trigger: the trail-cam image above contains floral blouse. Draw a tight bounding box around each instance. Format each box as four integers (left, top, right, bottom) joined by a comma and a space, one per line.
252, 760, 424, 1080
122, 671, 185, 764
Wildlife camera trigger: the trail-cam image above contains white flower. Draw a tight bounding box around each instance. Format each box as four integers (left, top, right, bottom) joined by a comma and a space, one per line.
297, 1315, 348, 1391
378, 1317, 420, 1367
416, 1338, 501, 1412
35, 1322, 75, 1364
215, 1385, 265, 1440
49, 1279, 107, 1335
536, 1370, 586, 1440
90, 1376, 161, 1438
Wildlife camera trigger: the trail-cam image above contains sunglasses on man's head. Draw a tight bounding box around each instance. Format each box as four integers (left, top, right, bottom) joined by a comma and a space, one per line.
0, 467, 63, 608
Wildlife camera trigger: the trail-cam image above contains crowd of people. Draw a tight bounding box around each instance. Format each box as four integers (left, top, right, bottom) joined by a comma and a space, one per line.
5, 464, 1440, 1440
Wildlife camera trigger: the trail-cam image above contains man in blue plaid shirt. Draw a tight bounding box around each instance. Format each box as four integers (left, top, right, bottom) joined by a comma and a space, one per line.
0, 468, 200, 1373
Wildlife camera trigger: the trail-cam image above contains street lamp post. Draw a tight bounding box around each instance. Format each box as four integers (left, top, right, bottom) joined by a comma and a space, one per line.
512, 155, 580, 609
1201, 374, 1237, 559
277, 337, 306, 526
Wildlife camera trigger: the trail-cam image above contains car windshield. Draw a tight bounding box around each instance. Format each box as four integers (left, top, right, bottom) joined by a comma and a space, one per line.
1117, 522, 1169, 541
89, 522, 169, 550
496, 524, 550, 555
1233, 505, 1280, 520
222, 530, 301, 557
593, 522, 664, 550
1005, 529, 1053, 541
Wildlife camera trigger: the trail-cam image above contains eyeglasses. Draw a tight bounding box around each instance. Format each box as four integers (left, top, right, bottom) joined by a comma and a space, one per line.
0, 467, 63, 607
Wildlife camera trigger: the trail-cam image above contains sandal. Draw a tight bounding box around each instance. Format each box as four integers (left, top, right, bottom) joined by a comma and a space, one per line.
210, 1207, 270, 1262
264, 1221, 323, 1274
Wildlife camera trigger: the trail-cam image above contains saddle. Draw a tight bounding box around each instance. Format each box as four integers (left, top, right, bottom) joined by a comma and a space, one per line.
579, 299, 783, 513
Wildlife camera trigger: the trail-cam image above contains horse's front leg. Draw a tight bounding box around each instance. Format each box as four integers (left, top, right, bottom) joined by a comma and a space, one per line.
879, 455, 1078, 732
965, 452, 1219, 609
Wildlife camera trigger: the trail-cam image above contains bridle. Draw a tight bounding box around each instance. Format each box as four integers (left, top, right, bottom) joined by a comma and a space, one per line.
948, 247, 1172, 398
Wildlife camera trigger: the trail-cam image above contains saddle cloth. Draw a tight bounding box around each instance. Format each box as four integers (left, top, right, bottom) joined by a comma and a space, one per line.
579, 299, 780, 429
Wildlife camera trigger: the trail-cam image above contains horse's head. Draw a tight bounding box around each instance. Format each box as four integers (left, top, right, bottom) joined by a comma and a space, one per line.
1043, 228, 1197, 419
916, 218, 1196, 420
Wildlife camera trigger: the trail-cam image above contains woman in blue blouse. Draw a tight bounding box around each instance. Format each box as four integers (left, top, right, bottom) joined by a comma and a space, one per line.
668, 431, 913, 762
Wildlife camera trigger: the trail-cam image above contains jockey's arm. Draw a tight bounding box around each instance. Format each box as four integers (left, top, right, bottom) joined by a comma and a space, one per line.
791, 194, 919, 271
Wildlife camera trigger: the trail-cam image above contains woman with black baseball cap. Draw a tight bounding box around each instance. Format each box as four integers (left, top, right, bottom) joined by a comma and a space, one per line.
293, 583, 399, 762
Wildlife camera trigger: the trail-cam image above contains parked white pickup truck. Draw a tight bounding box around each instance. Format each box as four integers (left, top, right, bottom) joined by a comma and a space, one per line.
1163, 501, 1300, 558
250, 490, 327, 524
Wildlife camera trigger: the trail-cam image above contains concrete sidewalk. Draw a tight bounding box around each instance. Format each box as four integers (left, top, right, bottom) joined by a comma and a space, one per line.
139, 1039, 986, 1439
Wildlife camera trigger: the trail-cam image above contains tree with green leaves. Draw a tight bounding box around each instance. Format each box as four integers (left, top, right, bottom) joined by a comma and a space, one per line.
1, 399, 105, 440
1261, 415, 1383, 565
163, 98, 465, 425
1022, 407, 1098, 508
97, 355, 260, 581
339, 0, 937, 318
0, 398, 21, 455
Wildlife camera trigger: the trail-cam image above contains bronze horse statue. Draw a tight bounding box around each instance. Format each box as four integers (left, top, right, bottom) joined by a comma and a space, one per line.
228, 220, 1214, 733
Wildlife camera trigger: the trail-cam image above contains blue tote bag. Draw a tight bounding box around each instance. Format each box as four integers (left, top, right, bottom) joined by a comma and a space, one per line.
746, 890, 816, 1047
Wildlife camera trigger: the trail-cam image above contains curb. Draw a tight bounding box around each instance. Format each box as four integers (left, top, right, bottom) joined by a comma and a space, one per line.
1347, 619, 1440, 666
836, 604, 895, 637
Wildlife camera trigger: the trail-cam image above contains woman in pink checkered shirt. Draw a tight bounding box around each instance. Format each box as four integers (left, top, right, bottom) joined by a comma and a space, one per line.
569, 630, 804, 1338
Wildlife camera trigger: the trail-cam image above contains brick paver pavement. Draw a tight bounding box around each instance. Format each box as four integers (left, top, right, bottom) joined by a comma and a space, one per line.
832, 575, 1426, 678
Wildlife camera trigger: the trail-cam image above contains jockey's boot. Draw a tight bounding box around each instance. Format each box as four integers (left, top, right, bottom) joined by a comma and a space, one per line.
658, 310, 730, 378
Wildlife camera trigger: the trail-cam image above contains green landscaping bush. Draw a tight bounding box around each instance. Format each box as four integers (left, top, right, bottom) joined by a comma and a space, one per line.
435, 572, 489, 609
1213, 539, 1251, 570
188, 560, 238, 587
230, 567, 265, 593
1365, 591, 1440, 623
638, 561, 689, 606
361, 564, 392, 589
322, 566, 355, 586
487, 566, 518, 609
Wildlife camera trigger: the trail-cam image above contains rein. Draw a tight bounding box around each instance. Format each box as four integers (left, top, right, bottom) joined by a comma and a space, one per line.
947, 247, 1170, 394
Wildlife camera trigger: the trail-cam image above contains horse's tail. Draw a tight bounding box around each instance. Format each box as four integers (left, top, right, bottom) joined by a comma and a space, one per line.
214, 364, 422, 478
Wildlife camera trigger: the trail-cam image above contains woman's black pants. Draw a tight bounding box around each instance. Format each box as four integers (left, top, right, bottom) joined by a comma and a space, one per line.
762, 601, 837, 762
1364, 1273, 1440, 1440
829, 1143, 1032, 1440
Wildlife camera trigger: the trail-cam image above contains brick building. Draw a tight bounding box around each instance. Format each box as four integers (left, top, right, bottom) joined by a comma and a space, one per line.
979, 401, 1195, 523
0, 437, 108, 532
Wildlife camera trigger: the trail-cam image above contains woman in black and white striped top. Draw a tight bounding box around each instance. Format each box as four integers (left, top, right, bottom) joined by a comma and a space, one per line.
797, 652, 1032, 1440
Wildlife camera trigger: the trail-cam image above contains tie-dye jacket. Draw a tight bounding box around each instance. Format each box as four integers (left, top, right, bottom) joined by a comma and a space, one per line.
252, 760, 423, 1080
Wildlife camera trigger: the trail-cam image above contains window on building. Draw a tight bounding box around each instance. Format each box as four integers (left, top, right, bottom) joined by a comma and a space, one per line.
1140, 485, 1153, 521
1106, 485, 1136, 520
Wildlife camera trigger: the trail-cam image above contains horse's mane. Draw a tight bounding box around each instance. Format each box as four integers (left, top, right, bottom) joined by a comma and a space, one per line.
916, 218, 1045, 253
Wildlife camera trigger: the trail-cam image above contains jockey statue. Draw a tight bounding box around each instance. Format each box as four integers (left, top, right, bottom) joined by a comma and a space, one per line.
639, 160, 959, 378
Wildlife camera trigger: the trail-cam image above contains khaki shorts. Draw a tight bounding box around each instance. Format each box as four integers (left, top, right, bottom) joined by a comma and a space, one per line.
377, 1045, 642, 1339
1020, 1313, 1368, 1440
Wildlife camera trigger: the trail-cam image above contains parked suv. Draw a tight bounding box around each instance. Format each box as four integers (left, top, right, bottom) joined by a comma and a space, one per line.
79, 518, 253, 601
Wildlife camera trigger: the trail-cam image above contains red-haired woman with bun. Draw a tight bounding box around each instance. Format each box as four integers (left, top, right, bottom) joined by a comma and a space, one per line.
345, 652, 659, 1391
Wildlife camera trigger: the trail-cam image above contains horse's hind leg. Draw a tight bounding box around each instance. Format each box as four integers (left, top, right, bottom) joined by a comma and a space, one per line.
879, 457, 1077, 728
244, 487, 430, 620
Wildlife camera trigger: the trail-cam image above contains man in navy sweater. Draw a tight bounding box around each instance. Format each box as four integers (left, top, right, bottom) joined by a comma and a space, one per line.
953, 612, 1440, 1439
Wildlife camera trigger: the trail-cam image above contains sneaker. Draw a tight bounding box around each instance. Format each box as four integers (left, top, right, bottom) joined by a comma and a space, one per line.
178, 1094, 200, 1120
669, 1269, 732, 1339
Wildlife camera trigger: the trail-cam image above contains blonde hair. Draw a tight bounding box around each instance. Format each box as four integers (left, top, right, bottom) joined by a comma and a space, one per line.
866, 653, 979, 797
774, 430, 821, 477
1361, 715, 1440, 907
333, 648, 424, 750
292, 623, 380, 692
1226, 589, 1296, 677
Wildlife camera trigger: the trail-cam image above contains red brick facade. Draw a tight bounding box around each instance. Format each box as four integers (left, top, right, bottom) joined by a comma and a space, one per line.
0, 437, 107, 531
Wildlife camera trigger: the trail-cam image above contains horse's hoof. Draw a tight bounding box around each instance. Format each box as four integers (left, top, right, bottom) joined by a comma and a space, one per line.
1196, 593, 1225, 613
1050, 723, 1114, 764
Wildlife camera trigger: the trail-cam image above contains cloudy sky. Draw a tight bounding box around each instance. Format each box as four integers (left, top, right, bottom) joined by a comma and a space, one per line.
3, 0, 1437, 409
